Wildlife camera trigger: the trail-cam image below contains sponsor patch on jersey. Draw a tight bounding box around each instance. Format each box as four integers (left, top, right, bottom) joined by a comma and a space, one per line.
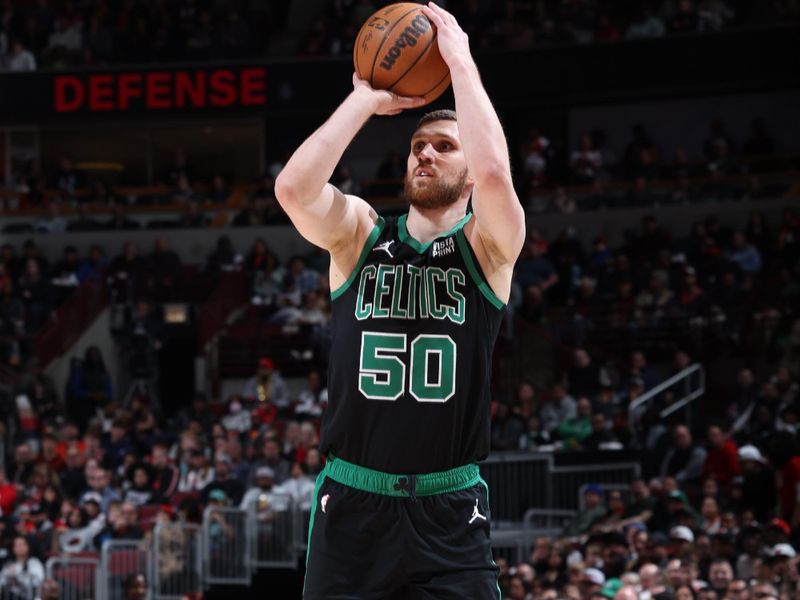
432, 238, 455, 258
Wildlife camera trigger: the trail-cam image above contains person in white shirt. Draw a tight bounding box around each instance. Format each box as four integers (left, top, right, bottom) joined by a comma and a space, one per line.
6, 41, 36, 72
274, 462, 316, 511
240, 466, 290, 516
0, 535, 45, 596
177, 449, 215, 493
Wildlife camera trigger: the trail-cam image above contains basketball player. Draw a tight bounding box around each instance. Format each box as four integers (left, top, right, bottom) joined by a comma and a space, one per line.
275, 3, 525, 598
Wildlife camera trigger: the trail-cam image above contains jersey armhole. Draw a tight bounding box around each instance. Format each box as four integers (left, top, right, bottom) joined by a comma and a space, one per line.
455, 228, 506, 311
330, 217, 385, 300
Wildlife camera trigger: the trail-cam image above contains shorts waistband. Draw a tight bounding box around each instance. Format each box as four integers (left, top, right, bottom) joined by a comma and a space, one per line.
323, 454, 481, 498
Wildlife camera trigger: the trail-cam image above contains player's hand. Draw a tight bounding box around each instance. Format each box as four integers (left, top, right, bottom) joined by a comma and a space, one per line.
422, 2, 471, 68
352, 73, 425, 116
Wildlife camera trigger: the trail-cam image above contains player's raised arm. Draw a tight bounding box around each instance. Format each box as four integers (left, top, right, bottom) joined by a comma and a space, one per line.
422, 2, 525, 265
275, 76, 425, 255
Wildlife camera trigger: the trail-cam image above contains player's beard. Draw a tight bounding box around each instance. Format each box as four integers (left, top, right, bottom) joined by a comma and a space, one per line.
403, 167, 469, 210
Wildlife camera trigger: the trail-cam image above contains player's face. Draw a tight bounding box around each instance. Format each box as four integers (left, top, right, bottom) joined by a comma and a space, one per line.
404, 120, 470, 209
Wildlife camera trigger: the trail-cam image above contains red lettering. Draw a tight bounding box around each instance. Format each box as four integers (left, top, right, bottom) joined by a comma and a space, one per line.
146, 72, 171, 109
54, 76, 84, 112
240, 67, 266, 106
175, 72, 205, 108
88, 74, 114, 111
117, 73, 143, 110
209, 69, 236, 107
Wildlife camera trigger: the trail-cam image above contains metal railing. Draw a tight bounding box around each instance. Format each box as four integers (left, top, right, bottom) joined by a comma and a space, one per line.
201, 506, 251, 586
247, 494, 297, 569
481, 453, 640, 520
45, 556, 100, 600
100, 540, 149, 600
19, 456, 648, 597
628, 363, 706, 430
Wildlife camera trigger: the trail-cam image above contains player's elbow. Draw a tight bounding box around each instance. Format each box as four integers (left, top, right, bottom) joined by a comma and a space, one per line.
274, 172, 299, 207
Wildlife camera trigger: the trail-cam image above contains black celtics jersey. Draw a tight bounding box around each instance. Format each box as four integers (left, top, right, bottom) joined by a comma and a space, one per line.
320, 212, 505, 474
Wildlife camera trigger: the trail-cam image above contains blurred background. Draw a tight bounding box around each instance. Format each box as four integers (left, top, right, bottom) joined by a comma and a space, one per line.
0, 1, 799, 599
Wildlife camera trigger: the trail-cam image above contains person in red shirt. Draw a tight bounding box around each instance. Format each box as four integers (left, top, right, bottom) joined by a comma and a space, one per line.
703, 424, 741, 486
779, 455, 800, 527
0, 469, 17, 516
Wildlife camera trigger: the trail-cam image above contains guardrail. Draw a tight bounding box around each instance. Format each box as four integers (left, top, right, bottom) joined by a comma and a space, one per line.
481, 453, 641, 521
27, 454, 644, 597
628, 363, 706, 430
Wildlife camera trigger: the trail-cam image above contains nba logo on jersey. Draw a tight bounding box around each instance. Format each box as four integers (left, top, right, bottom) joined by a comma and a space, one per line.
432, 238, 455, 258
321, 494, 330, 513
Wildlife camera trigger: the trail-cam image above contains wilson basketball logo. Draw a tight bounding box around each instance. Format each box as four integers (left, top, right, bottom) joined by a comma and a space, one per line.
379, 15, 431, 71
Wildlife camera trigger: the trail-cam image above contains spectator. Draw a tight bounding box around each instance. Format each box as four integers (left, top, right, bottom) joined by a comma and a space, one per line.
251, 438, 290, 485
568, 348, 601, 399
205, 235, 240, 272
625, 7, 666, 39
240, 465, 289, 514
177, 449, 214, 493
59, 444, 87, 501
738, 444, 777, 522
201, 455, 245, 506
565, 484, 606, 536
708, 558, 734, 596
581, 411, 619, 451
102, 418, 133, 471
0, 536, 45, 596
727, 232, 762, 274
123, 463, 155, 506
206, 175, 229, 203
242, 357, 290, 410
556, 396, 593, 449
570, 134, 603, 183
123, 573, 148, 600
492, 402, 525, 450
702, 424, 740, 486
33, 203, 68, 234
539, 382, 577, 434
660, 425, 708, 485
294, 369, 328, 418
83, 466, 121, 513
6, 40, 36, 71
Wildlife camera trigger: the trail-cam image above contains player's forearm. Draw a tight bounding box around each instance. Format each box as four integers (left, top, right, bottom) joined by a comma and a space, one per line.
276, 89, 378, 206
449, 59, 511, 184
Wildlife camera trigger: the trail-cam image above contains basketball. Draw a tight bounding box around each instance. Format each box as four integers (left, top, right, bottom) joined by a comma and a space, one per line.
353, 2, 451, 105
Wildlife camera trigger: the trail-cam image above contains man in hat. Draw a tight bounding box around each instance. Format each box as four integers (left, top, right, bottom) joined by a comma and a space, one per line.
242, 357, 289, 409
739, 444, 777, 522
565, 484, 607, 536
581, 567, 605, 597
201, 454, 245, 506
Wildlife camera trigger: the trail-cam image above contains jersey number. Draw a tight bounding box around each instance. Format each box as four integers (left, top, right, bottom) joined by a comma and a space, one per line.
359, 332, 456, 403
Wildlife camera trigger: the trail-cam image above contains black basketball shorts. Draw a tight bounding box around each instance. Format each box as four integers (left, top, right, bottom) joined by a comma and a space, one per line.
303, 454, 500, 600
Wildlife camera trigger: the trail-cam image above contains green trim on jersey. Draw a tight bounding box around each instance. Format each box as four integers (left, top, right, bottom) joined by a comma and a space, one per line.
398, 212, 472, 254
330, 217, 386, 300
326, 454, 480, 497
302, 462, 329, 596
454, 229, 505, 310
478, 476, 503, 600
